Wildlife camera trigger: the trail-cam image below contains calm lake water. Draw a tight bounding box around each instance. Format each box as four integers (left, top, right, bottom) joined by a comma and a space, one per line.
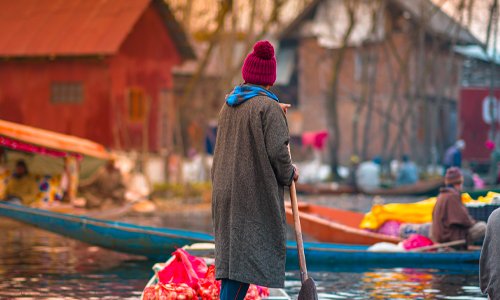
0, 197, 488, 299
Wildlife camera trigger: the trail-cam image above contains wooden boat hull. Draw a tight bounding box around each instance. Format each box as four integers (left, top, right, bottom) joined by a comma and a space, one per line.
285, 203, 401, 245
0, 202, 214, 259
295, 183, 356, 195
141, 244, 291, 300
464, 188, 500, 199
0, 202, 479, 267
297, 178, 443, 196
286, 241, 479, 269
363, 178, 443, 196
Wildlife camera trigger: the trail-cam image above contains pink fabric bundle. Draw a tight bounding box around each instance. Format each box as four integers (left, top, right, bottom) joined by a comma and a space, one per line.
302, 131, 328, 150
376, 220, 402, 237
402, 234, 434, 250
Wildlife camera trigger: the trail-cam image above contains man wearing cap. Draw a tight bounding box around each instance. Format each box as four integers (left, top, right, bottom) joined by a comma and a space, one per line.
211, 40, 298, 300
432, 167, 486, 248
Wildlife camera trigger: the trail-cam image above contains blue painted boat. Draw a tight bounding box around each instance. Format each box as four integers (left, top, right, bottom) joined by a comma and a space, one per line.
0, 202, 480, 268
0, 202, 214, 258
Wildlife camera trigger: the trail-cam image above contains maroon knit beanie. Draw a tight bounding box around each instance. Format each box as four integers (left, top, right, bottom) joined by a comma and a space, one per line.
241, 40, 276, 86
445, 167, 463, 186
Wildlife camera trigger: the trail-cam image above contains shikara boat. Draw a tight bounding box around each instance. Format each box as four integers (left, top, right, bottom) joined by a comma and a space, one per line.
284, 202, 401, 245
0, 119, 110, 204
363, 178, 444, 196
0, 202, 480, 268
141, 244, 291, 300
296, 178, 443, 197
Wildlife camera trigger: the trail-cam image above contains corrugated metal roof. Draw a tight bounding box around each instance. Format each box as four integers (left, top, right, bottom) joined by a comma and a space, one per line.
454, 45, 500, 65
0, 0, 195, 59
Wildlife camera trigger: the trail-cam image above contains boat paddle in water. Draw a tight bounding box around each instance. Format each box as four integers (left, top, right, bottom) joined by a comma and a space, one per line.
289, 147, 318, 300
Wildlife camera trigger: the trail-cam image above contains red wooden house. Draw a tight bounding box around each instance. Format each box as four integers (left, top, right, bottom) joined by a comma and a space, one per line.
0, 0, 194, 152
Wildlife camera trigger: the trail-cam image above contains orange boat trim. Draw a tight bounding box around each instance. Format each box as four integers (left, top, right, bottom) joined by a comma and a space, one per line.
0, 119, 110, 159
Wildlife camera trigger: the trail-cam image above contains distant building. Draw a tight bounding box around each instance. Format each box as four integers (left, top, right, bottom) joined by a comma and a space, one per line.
277, 0, 481, 165
455, 45, 500, 163
0, 0, 194, 152
456, 46, 500, 88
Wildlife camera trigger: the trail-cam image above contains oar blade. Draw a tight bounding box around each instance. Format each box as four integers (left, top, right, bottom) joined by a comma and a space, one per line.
298, 277, 318, 300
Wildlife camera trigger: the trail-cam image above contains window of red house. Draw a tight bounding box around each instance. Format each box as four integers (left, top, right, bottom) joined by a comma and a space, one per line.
128, 87, 146, 122
51, 82, 84, 103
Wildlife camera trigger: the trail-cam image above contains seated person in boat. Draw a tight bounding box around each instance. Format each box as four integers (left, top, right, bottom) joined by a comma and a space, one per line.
79, 158, 125, 209
395, 155, 418, 186
432, 167, 486, 248
4, 160, 39, 206
356, 156, 381, 191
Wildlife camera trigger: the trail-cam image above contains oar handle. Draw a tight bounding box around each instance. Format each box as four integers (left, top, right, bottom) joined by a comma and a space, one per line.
290, 170, 309, 283
286, 130, 309, 283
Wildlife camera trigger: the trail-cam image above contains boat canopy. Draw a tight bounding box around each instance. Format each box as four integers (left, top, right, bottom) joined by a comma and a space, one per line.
0, 119, 110, 159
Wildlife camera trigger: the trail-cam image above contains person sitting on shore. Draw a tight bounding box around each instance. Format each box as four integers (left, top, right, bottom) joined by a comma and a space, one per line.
4, 160, 39, 206
432, 167, 486, 249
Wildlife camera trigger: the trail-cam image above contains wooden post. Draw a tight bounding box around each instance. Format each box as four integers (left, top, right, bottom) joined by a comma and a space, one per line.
64, 156, 79, 203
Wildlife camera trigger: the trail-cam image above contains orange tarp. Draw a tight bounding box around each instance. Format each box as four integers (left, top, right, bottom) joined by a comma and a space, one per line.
0, 119, 110, 159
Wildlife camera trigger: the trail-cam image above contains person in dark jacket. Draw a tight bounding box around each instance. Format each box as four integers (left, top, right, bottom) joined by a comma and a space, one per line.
480, 208, 500, 300
443, 139, 465, 170
211, 40, 299, 300
432, 167, 486, 248
396, 154, 418, 186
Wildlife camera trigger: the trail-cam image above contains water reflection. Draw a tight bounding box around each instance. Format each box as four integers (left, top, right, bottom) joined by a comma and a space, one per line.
285, 268, 486, 300
0, 218, 150, 299
362, 269, 434, 299
0, 213, 487, 300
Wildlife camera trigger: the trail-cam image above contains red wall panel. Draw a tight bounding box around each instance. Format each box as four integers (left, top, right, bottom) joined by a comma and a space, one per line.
110, 4, 182, 152
460, 87, 500, 162
0, 59, 112, 147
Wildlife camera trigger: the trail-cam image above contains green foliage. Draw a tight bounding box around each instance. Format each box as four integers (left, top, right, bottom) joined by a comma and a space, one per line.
153, 182, 212, 199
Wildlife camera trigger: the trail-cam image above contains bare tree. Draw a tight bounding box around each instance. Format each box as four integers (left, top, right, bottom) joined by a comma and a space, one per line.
327, 0, 356, 179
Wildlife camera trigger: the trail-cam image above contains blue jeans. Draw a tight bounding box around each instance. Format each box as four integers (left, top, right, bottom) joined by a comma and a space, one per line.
220, 279, 249, 300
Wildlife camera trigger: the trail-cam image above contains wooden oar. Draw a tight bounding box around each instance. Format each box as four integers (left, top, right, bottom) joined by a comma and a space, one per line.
289, 153, 318, 300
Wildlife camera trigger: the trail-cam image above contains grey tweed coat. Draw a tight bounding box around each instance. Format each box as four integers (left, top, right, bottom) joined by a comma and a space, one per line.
211, 95, 294, 288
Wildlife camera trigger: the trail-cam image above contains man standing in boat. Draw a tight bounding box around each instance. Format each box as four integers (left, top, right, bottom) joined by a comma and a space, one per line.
432, 167, 486, 248
211, 40, 299, 300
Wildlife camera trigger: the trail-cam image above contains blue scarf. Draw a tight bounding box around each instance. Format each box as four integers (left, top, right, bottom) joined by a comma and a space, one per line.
225, 84, 279, 107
